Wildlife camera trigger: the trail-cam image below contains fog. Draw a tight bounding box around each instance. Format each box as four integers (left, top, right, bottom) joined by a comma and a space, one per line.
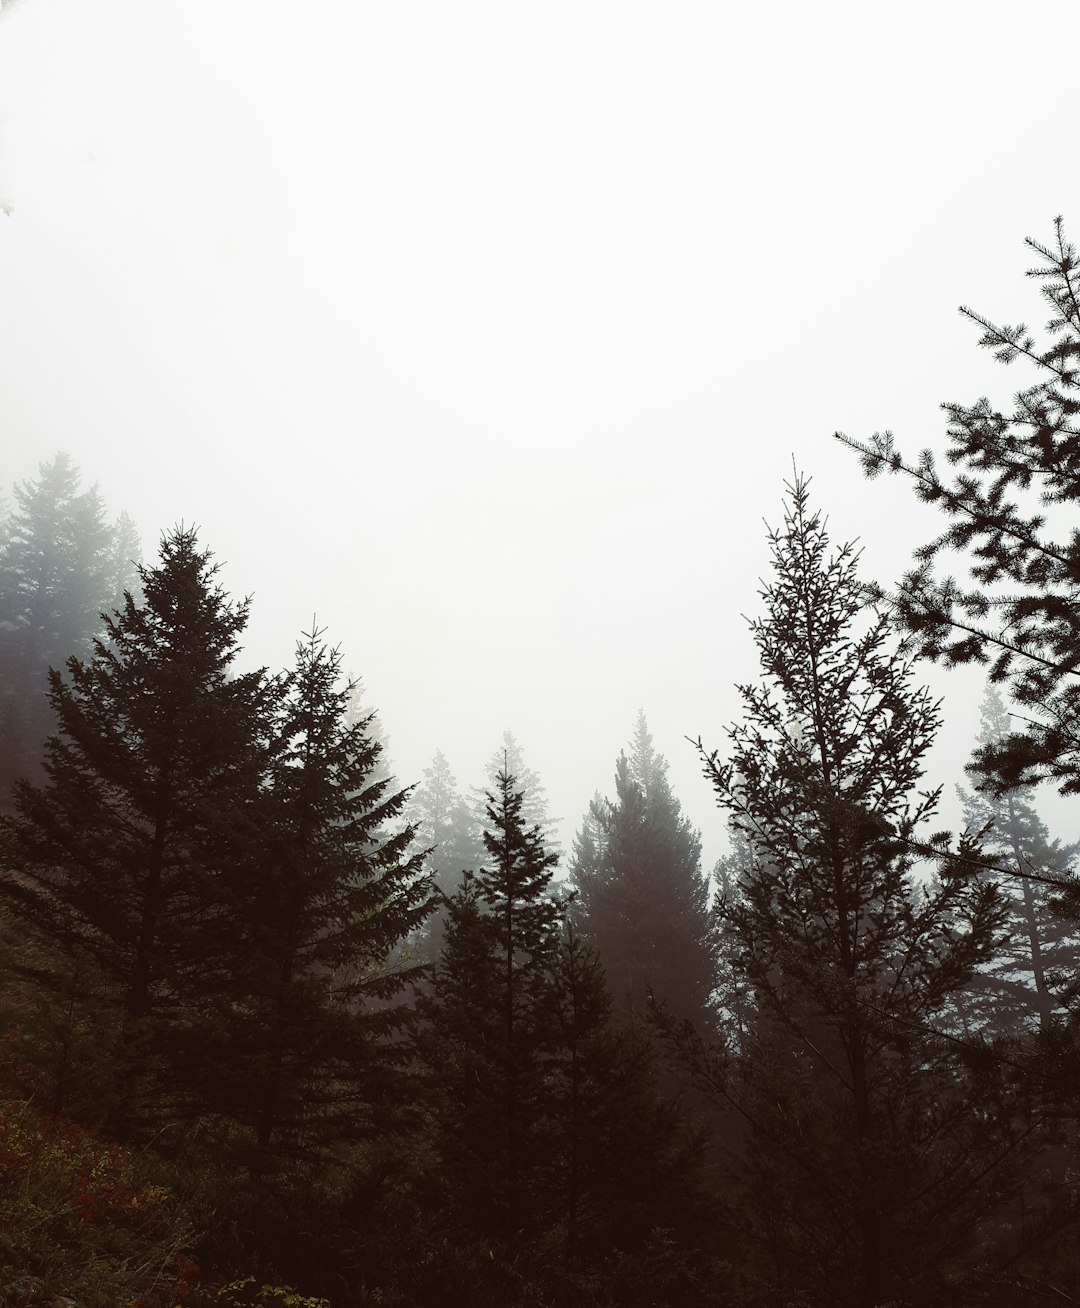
1, 0, 1075, 862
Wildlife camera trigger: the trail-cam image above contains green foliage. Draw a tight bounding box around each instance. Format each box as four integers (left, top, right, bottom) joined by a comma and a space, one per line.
216, 1277, 330, 1308
0, 1095, 196, 1308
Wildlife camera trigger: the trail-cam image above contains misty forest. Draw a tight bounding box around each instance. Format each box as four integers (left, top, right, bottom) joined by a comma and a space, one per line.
2, 215, 1080, 1308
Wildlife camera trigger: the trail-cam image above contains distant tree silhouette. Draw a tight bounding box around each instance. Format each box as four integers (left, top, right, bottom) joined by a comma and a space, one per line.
474, 731, 557, 847
406, 749, 484, 959
0, 453, 140, 799
570, 712, 717, 1032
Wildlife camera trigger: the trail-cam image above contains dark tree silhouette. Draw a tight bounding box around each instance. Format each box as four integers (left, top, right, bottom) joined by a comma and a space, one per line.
570, 712, 717, 1032
696, 476, 1018, 1307
838, 218, 1080, 796
207, 628, 432, 1173
421, 770, 562, 1241
0, 526, 270, 1133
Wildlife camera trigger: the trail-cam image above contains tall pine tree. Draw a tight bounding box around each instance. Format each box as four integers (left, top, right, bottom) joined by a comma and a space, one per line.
696, 476, 1019, 1307
0, 526, 270, 1133
422, 769, 562, 1241
203, 628, 432, 1173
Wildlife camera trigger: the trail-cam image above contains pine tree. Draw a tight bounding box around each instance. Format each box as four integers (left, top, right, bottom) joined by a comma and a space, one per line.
206, 628, 431, 1173
838, 218, 1080, 797
537, 922, 708, 1268
474, 731, 557, 847
956, 688, 1079, 1034
422, 770, 563, 1240
0, 454, 115, 796
696, 476, 1019, 1307
0, 526, 271, 1133
570, 711, 716, 1032
406, 749, 484, 961
105, 509, 144, 614
477, 768, 563, 1233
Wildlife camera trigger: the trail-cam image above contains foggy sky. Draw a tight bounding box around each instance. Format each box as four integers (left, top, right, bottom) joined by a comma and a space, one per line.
1, 0, 1076, 864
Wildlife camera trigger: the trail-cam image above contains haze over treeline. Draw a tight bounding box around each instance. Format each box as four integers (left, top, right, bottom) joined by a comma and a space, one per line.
3, 0, 1077, 868
4, 1, 1080, 1304
3, 219, 1080, 1305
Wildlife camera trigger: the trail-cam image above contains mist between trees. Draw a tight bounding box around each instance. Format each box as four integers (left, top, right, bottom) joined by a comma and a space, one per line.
1, 220, 1080, 1308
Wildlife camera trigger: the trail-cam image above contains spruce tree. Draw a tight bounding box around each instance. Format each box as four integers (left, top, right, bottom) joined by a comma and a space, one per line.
206, 628, 431, 1173
422, 769, 563, 1240
570, 712, 716, 1032
0, 453, 136, 797
0, 526, 270, 1132
696, 476, 1018, 1307
474, 731, 557, 847
406, 749, 484, 960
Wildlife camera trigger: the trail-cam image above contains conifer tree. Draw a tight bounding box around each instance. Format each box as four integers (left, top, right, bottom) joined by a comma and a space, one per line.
537, 922, 706, 1266
956, 688, 1079, 1034
571, 712, 716, 1032
477, 768, 563, 1232
475, 731, 557, 846
838, 218, 1080, 796
207, 629, 431, 1173
0, 526, 270, 1132
406, 749, 484, 961
0, 454, 133, 796
422, 770, 562, 1240
696, 476, 1018, 1307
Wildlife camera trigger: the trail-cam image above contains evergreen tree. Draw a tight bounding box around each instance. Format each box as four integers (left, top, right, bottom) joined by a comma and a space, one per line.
477, 768, 563, 1233
474, 731, 557, 847
406, 749, 484, 960
570, 711, 716, 1032
206, 629, 431, 1173
0, 454, 115, 796
537, 922, 709, 1269
956, 688, 1079, 1034
422, 770, 562, 1240
696, 476, 1019, 1307
105, 509, 144, 613
0, 526, 271, 1133
838, 218, 1080, 797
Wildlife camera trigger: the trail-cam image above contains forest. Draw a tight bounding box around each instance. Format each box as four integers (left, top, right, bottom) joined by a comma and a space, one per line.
1, 223, 1080, 1308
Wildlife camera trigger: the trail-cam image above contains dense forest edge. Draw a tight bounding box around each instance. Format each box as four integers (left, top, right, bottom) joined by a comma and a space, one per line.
1, 220, 1080, 1306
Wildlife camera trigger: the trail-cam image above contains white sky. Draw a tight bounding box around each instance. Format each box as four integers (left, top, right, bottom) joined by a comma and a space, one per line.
1, 0, 1077, 863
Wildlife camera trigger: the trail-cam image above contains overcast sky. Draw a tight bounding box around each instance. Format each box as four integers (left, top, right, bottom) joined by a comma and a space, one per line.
0, 0, 1076, 863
